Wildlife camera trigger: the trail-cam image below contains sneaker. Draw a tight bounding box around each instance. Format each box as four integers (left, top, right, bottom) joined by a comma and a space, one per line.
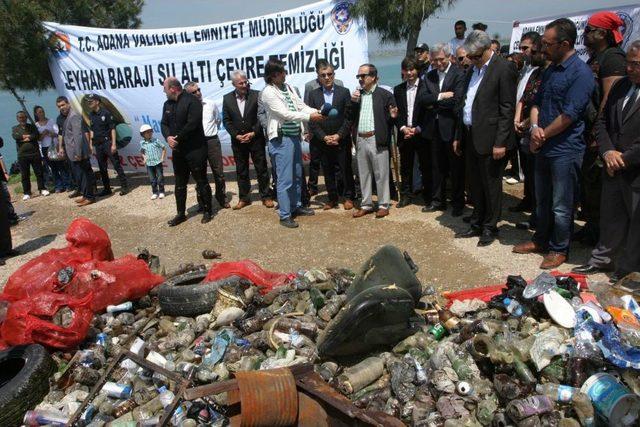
505, 177, 520, 185
159, 193, 165, 199
151, 194, 158, 200
22, 194, 30, 201
41, 189, 50, 196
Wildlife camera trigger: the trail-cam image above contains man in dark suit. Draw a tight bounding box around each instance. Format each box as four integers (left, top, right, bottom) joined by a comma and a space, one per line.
223, 70, 273, 210
307, 63, 355, 210
394, 56, 430, 208
421, 43, 466, 215
454, 30, 517, 246
351, 63, 398, 218
161, 77, 213, 226
304, 59, 345, 197
572, 40, 640, 282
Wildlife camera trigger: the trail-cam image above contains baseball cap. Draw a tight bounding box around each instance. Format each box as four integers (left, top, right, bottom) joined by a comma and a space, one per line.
139, 124, 153, 134
414, 43, 429, 52
86, 94, 101, 102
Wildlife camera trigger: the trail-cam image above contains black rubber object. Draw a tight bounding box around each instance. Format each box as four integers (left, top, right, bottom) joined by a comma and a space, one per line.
0, 344, 55, 427
158, 271, 249, 317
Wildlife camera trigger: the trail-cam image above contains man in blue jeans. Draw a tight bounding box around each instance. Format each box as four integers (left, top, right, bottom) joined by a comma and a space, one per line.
513, 18, 595, 269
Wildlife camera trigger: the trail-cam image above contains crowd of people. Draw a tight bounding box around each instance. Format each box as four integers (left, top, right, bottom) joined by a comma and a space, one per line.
1, 12, 639, 282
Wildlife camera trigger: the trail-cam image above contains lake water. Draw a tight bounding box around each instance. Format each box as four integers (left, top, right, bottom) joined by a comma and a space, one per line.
0, 54, 404, 168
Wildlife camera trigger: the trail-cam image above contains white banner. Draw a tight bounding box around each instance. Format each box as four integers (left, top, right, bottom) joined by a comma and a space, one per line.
44, 0, 368, 172
510, 4, 640, 59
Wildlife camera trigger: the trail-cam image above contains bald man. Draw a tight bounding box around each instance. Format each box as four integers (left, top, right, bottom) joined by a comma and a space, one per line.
161, 77, 213, 226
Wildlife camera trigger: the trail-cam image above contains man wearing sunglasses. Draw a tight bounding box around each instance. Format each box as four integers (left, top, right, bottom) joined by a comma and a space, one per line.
351, 64, 398, 218
454, 46, 470, 71
513, 18, 596, 269
453, 30, 517, 247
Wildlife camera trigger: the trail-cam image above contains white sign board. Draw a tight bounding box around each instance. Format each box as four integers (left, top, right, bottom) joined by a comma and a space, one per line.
44, 0, 368, 172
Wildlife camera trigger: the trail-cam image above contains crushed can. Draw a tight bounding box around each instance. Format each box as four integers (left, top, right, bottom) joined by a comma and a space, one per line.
581, 372, 640, 426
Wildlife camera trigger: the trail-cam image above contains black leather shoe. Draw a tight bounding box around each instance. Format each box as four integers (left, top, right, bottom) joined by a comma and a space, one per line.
508, 202, 532, 213
0, 249, 20, 259
572, 264, 607, 275
462, 215, 473, 223
119, 188, 130, 196
201, 212, 212, 224
167, 214, 187, 227
97, 189, 112, 197
280, 218, 299, 228
294, 207, 315, 217
451, 207, 464, 217
455, 227, 481, 238
397, 198, 411, 208
477, 229, 497, 247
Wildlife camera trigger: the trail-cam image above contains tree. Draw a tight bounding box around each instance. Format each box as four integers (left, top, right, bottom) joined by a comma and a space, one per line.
0, 0, 143, 120
349, 0, 457, 56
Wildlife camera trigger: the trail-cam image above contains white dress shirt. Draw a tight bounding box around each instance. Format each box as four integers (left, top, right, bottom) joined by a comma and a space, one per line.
403, 79, 420, 129
323, 85, 335, 105
450, 36, 465, 53
202, 97, 221, 137
463, 52, 494, 126
235, 91, 246, 118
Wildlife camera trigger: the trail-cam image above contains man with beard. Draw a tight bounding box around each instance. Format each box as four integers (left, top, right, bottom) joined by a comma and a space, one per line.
161, 77, 213, 226
574, 11, 627, 247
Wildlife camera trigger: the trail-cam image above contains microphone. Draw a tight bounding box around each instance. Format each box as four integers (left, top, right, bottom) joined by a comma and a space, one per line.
320, 102, 338, 117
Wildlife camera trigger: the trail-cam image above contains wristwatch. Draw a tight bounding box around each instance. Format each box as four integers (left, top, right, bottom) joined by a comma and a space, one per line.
530, 124, 539, 134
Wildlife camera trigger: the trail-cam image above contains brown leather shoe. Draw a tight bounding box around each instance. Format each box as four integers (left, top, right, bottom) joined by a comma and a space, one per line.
540, 252, 567, 269
323, 201, 337, 210
352, 208, 373, 218
77, 199, 94, 207
375, 208, 390, 218
262, 199, 275, 208
343, 200, 354, 210
512, 241, 546, 254
233, 200, 251, 210
75, 197, 87, 204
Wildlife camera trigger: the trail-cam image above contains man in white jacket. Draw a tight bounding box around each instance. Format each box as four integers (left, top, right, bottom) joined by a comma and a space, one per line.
260, 58, 324, 228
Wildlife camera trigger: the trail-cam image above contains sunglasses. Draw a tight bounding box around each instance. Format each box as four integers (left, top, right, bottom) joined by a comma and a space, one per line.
457, 56, 465, 62
356, 73, 373, 79
467, 53, 483, 60
319, 72, 334, 78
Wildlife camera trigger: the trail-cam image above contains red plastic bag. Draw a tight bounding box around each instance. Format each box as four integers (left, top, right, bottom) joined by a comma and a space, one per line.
0, 292, 94, 349
65, 256, 164, 312
2, 217, 114, 302
205, 260, 292, 294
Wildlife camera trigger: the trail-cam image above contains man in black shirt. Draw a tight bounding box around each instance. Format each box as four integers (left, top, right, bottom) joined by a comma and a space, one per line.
86, 94, 129, 196
161, 77, 213, 225
574, 11, 627, 247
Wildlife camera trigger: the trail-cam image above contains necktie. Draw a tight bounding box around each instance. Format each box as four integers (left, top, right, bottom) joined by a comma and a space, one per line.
622, 85, 639, 120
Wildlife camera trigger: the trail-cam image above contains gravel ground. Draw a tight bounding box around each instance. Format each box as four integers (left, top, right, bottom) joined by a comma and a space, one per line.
0, 172, 611, 290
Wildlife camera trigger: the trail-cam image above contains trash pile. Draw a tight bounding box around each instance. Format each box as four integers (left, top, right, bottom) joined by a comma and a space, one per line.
1, 230, 640, 426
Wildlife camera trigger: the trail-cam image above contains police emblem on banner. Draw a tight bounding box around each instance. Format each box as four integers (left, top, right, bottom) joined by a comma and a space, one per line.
48, 31, 71, 58
617, 11, 634, 47
331, 2, 353, 35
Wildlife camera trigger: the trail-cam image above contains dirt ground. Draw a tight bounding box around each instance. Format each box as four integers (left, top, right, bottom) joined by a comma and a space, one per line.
0, 172, 611, 290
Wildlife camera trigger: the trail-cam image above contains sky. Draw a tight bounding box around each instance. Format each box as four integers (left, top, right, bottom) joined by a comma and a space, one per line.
141, 0, 637, 51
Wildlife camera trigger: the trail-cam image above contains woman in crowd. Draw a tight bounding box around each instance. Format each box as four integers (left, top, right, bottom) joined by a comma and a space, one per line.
34, 105, 72, 193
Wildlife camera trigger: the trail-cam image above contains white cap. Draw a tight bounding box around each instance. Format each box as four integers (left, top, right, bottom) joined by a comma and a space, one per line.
139, 124, 153, 134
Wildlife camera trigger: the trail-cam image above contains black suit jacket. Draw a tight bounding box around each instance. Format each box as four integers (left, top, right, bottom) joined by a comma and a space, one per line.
419, 65, 466, 142
351, 86, 397, 148
307, 85, 352, 146
393, 80, 428, 142
222, 89, 263, 144
160, 91, 206, 152
455, 55, 517, 155
596, 77, 640, 188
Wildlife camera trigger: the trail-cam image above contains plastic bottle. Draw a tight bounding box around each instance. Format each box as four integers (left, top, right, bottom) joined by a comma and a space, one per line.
513, 356, 536, 384
571, 392, 595, 427
106, 301, 133, 313
158, 386, 176, 408
132, 396, 163, 421
536, 383, 579, 403
445, 347, 473, 380
23, 409, 69, 426
503, 297, 524, 317
103, 381, 132, 399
